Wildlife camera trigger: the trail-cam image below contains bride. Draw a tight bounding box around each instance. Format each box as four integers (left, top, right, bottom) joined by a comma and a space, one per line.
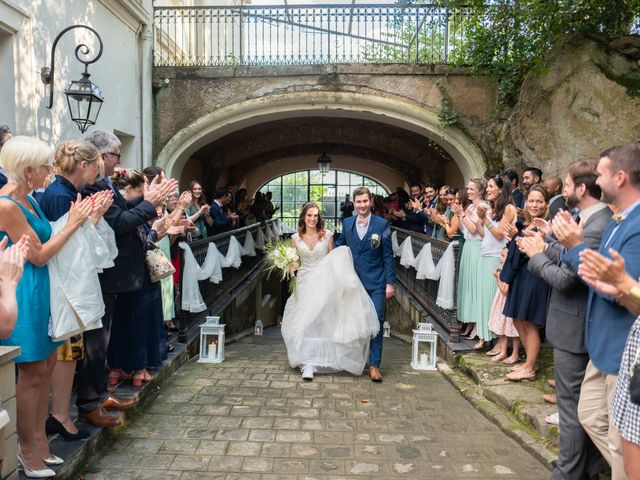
281, 202, 379, 381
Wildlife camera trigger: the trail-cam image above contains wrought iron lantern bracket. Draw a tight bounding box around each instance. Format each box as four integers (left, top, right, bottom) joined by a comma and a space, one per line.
41, 24, 104, 109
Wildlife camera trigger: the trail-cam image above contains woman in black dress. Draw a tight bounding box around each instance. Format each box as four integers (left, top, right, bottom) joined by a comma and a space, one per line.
500, 185, 550, 381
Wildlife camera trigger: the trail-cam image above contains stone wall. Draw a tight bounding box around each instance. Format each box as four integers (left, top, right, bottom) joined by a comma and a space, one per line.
499, 35, 640, 175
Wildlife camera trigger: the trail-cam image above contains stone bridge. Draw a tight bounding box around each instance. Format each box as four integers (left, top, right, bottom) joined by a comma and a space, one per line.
153, 64, 498, 192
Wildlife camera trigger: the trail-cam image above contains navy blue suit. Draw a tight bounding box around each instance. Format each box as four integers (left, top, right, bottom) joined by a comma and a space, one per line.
208, 201, 233, 236
563, 204, 640, 375
335, 214, 396, 367
0, 171, 7, 189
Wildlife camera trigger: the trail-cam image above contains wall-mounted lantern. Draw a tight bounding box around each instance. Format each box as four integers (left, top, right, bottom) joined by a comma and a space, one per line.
40, 25, 104, 133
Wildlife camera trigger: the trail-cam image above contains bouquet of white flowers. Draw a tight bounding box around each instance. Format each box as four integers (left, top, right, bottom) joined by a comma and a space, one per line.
264, 239, 300, 293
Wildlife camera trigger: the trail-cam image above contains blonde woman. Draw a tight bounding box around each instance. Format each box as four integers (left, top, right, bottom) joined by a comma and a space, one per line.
0, 136, 91, 477
39, 141, 112, 441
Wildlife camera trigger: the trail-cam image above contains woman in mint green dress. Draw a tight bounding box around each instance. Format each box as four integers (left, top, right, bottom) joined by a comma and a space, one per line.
0, 136, 91, 475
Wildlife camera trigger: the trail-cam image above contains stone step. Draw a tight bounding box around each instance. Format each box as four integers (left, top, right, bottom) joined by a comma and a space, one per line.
457, 348, 559, 448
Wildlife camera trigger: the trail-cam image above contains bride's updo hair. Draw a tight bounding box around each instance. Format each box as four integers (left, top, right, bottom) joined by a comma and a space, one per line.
53, 140, 102, 176
298, 202, 326, 238
111, 168, 145, 191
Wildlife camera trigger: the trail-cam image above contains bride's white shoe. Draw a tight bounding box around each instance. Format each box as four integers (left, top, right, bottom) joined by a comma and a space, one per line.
301, 365, 314, 381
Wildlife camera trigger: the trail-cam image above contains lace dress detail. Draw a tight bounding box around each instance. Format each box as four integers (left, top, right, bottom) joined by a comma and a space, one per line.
281, 232, 379, 375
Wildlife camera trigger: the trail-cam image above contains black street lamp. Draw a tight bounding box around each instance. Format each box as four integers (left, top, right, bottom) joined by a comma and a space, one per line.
317, 151, 332, 175
41, 25, 104, 133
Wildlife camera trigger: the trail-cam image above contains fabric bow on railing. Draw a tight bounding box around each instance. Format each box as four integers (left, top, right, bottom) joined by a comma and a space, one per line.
391, 231, 457, 310
179, 234, 246, 312
255, 227, 266, 250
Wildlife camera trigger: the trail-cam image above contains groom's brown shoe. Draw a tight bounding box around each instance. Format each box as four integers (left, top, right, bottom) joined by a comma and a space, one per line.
369, 367, 383, 382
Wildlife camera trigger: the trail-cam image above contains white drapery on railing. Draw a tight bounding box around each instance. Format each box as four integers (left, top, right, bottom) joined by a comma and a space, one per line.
179, 222, 280, 313
391, 231, 457, 309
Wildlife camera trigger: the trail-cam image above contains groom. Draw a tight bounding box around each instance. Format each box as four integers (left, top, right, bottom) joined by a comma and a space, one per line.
335, 187, 396, 382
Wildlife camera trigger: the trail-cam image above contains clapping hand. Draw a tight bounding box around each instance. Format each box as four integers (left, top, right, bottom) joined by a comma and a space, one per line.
90, 190, 114, 224
409, 198, 422, 211
178, 191, 192, 210
518, 232, 546, 257
502, 222, 518, 241
578, 248, 629, 298
476, 205, 487, 220
451, 203, 463, 217
152, 214, 172, 238
67, 193, 93, 231
532, 218, 552, 237
144, 176, 179, 208
551, 210, 583, 249
0, 236, 25, 286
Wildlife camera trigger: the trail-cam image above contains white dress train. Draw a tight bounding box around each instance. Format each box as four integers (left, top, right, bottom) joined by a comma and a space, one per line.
281, 232, 380, 375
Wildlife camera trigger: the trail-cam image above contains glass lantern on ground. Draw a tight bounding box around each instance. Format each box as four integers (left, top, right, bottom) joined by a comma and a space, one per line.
411, 323, 438, 371
255, 319, 263, 336
383, 321, 390, 338
198, 316, 225, 363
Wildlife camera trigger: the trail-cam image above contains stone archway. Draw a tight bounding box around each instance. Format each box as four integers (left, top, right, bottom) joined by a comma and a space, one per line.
155, 91, 486, 183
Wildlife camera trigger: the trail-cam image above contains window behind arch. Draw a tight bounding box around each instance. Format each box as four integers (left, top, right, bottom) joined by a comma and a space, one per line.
259, 169, 388, 232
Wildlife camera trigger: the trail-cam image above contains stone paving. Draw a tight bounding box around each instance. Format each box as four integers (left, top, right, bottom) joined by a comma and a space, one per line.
82, 330, 550, 479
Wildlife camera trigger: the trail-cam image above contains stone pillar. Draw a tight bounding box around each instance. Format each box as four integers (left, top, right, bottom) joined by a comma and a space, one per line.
0, 346, 20, 480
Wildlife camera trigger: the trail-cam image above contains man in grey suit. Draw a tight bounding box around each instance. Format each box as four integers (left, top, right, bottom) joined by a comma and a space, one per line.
521, 159, 610, 480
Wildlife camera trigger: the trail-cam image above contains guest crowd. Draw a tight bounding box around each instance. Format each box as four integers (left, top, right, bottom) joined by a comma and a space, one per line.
378, 145, 640, 480
0, 125, 279, 478
0, 120, 640, 480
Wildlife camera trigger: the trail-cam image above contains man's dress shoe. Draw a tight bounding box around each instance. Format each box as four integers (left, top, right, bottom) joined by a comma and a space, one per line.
369, 367, 383, 382
102, 395, 136, 411
78, 407, 121, 427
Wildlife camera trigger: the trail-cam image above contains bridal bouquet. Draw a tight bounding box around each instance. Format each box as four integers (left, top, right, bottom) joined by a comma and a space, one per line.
264, 239, 300, 293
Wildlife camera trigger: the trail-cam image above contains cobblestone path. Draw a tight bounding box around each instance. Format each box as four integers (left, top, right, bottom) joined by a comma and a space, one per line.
84, 330, 549, 479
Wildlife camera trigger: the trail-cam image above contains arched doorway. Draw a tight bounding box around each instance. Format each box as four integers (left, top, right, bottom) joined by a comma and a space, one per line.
155, 91, 486, 187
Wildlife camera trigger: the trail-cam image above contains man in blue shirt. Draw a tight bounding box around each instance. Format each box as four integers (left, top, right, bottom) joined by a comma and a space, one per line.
556, 143, 640, 479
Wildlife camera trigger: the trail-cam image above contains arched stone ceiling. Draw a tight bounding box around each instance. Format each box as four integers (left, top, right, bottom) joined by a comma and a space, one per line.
189, 117, 454, 184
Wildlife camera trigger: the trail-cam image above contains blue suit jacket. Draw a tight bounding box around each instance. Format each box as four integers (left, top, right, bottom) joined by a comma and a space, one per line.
563, 205, 640, 374
208, 201, 232, 236
334, 214, 396, 291
0, 171, 6, 189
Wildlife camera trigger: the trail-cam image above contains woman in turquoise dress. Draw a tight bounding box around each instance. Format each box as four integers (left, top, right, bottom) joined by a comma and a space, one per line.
0, 136, 91, 476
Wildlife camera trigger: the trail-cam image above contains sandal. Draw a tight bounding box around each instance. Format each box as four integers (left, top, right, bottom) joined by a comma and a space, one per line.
502, 356, 521, 365
460, 324, 474, 337
506, 368, 536, 382
472, 340, 485, 351
486, 348, 502, 356
108, 369, 133, 386
490, 353, 508, 363
132, 369, 155, 387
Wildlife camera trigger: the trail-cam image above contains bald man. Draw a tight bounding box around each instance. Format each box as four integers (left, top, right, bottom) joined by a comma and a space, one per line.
544, 175, 567, 220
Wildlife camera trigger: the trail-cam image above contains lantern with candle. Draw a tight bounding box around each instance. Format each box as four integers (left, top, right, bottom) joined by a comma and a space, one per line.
198, 316, 225, 363
411, 322, 437, 371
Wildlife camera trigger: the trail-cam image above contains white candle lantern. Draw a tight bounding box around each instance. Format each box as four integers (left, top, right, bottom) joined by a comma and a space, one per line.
411, 323, 438, 371
383, 321, 391, 338
198, 316, 225, 363
255, 319, 263, 336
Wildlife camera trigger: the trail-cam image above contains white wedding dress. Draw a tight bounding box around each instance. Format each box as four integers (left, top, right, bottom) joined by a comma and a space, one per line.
281, 232, 380, 375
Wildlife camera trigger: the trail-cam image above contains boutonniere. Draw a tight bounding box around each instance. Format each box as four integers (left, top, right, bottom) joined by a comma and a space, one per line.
370, 233, 380, 249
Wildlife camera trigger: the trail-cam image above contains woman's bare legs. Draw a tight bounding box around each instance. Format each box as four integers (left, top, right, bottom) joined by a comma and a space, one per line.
49, 359, 78, 434
17, 350, 56, 470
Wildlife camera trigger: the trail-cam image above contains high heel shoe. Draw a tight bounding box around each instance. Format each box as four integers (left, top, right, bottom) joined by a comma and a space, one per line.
43, 454, 64, 466
17, 447, 56, 478
45, 415, 90, 441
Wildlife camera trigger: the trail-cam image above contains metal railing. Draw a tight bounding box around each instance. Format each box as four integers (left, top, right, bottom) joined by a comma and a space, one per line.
175, 221, 277, 342
154, 4, 471, 67
392, 227, 460, 338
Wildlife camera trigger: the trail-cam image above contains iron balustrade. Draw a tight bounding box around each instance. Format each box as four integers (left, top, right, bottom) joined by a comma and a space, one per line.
154, 4, 472, 67
175, 220, 277, 343
391, 227, 460, 339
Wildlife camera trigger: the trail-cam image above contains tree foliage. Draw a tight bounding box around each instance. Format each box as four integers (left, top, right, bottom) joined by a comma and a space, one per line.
449, 0, 640, 108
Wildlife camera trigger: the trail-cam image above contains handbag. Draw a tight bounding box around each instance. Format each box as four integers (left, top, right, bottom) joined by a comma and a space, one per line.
145, 247, 175, 283
629, 340, 640, 405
